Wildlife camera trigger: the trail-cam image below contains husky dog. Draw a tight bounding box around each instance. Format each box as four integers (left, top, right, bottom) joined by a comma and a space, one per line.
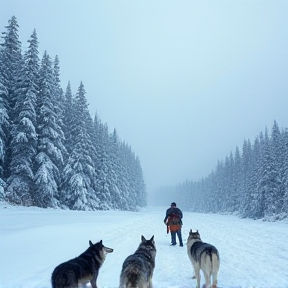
51, 240, 113, 288
119, 235, 156, 288
187, 229, 220, 288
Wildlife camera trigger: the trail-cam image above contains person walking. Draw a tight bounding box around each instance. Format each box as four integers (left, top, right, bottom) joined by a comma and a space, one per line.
163, 202, 183, 246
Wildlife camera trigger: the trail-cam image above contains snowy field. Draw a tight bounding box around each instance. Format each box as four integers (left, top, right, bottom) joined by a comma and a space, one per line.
0, 202, 288, 288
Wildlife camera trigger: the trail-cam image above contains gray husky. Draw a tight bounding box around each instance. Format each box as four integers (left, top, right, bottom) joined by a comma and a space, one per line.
119, 235, 156, 288
51, 240, 113, 288
187, 229, 220, 288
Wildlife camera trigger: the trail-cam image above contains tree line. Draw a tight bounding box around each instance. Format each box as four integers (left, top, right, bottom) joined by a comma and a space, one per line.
158, 120, 288, 221
0, 16, 146, 211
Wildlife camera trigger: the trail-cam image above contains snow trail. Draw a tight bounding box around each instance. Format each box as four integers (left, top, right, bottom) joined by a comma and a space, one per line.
0, 204, 287, 288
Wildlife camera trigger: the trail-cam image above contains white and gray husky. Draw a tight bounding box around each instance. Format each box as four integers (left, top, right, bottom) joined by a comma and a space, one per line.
187, 229, 220, 288
119, 235, 156, 288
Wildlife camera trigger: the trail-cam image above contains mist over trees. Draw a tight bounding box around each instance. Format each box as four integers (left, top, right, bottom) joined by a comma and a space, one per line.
1, 17, 286, 221
0, 16, 146, 211
156, 120, 288, 221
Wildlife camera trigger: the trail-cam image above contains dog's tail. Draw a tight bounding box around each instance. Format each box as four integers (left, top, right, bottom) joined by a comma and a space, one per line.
119, 265, 140, 288
211, 250, 220, 288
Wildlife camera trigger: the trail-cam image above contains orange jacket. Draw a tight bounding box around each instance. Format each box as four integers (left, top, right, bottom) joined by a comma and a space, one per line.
168, 223, 181, 232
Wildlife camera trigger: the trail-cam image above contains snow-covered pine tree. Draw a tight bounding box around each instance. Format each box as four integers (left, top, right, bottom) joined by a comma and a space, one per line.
253, 131, 267, 219
34, 51, 64, 208
124, 146, 147, 209
231, 146, 242, 213
92, 114, 111, 209
196, 175, 207, 212
5, 30, 39, 206
0, 16, 23, 181
117, 142, 132, 210
61, 82, 99, 210
84, 108, 99, 203
249, 135, 263, 219
107, 129, 123, 209
263, 130, 276, 217
63, 82, 74, 156
0, 80, 8, 195
212, 160, 225, 213
268, 120, 282, 217
52, 55, 66, 164
280, 128, 288, 218
221, 152, 235, 213
239, 139, 253, 217
134, 155, 146, 207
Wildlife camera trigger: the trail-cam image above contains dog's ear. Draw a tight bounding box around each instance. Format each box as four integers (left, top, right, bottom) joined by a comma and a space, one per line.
141, 235, 146, 242
100, 240, 103, 245
150, 235, 154, 242
189, 229, 192, 234
89, 240, 93, 246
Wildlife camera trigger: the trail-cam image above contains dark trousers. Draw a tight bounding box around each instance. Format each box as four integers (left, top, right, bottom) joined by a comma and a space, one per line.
171, 229, 183, 246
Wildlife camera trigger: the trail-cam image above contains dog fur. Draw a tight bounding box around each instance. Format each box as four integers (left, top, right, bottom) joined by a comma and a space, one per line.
187, 229, 220, 288
51, 240, 113, 288
119, 235, 156, 288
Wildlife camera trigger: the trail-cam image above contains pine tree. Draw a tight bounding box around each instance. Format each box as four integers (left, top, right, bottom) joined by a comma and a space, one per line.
280, 128, 288, 218
52, 55, 66, 160
5, 30, 39, 205
34, 51, 63, 208
254, 131, 266, 218
0, 16, 23, 180
51, 55, 67, 199
239, 139, 253, 217
93, 115, 111, 209
107, 129, 123, 209
232, 146, 242, 213
134, 155, 146, 207
222, 152, 234, 212
268, 120, 282, 217
0, 80, 8, 194
250, 135, 262, 218
61, 82, 99, 210
63, 82, 74, 156
117, 142, 131, 210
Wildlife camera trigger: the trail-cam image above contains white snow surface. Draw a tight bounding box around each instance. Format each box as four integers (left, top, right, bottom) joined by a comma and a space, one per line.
0, 202, 287, 288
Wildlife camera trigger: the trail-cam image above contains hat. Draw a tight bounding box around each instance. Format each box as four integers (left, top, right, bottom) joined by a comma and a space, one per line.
171, 202, 176, 207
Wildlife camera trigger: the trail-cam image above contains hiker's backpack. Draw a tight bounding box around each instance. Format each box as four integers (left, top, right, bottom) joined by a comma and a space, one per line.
169, 213, 181, 225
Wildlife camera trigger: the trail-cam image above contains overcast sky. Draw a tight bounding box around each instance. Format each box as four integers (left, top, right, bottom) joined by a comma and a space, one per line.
1, 0, 288, 194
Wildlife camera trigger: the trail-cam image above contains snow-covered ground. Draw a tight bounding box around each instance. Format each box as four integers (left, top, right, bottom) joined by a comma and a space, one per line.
0, 202, 287, 288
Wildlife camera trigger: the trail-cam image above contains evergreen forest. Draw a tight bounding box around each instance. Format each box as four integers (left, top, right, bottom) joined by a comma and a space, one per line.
158, 120, 288, 221
0, 16, 146, 211
1, 17, 287, 221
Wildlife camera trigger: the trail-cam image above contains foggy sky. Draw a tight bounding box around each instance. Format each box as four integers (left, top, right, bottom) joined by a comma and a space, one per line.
1, 0, 288, 194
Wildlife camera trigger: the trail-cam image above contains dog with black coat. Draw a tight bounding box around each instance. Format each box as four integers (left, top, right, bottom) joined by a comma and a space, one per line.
51, 240, 113, 288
